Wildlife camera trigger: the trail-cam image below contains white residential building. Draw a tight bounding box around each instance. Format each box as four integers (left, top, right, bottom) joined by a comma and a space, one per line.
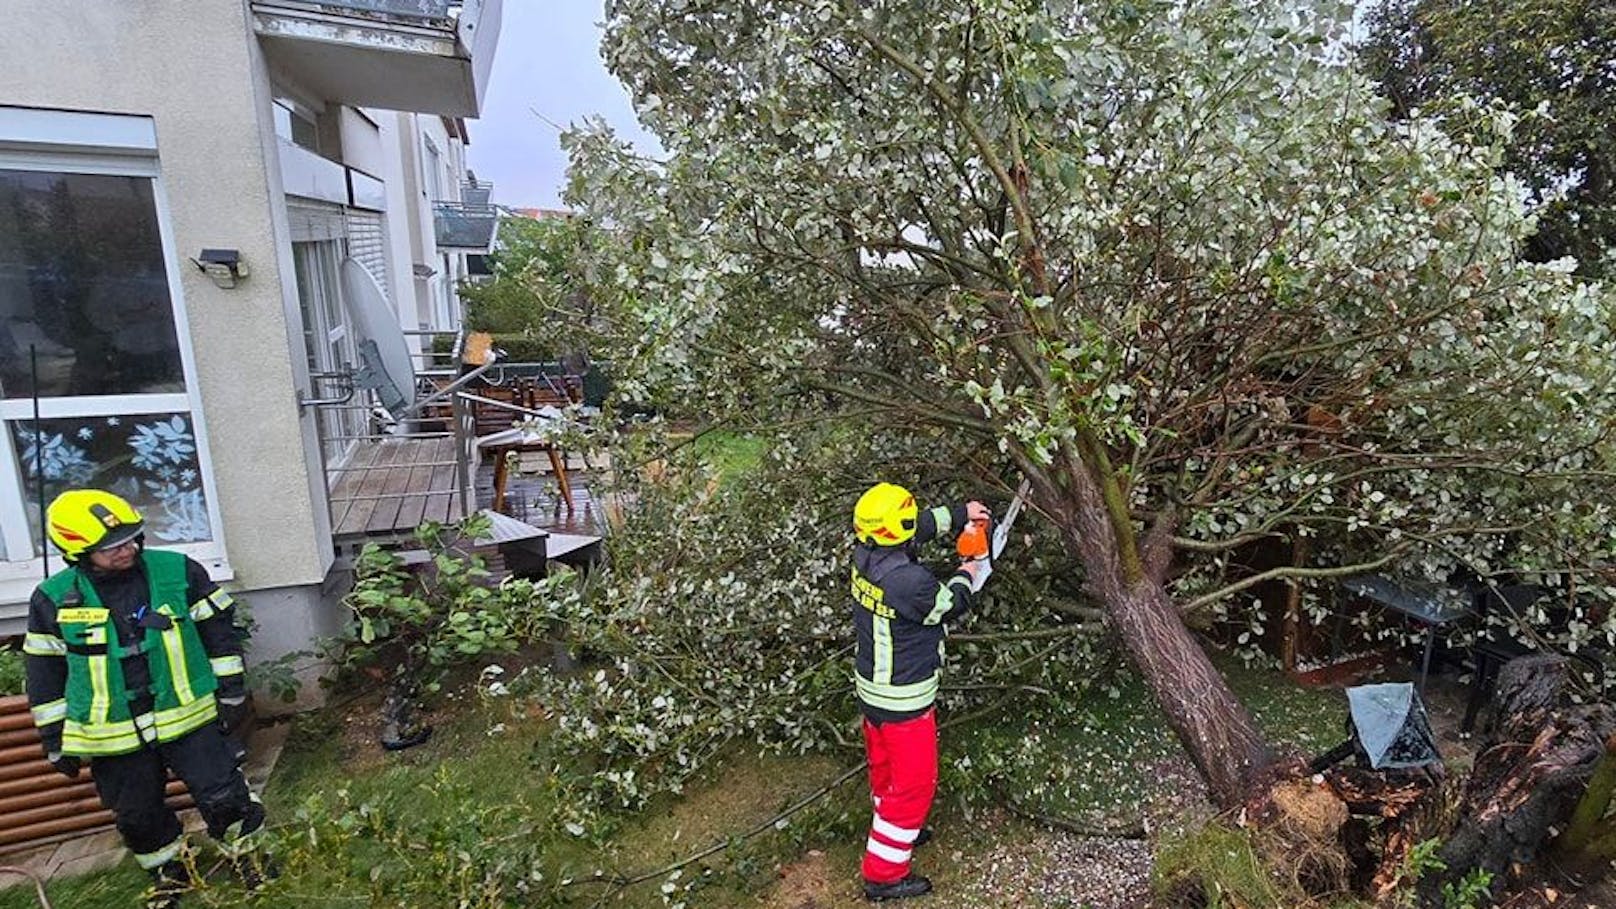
0, 0, 504, 695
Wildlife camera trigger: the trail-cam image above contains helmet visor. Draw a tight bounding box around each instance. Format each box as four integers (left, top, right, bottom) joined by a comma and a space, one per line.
89, 522, 144, 553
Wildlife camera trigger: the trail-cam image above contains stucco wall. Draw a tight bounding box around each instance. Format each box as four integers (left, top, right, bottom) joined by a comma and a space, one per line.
0, 2, 330, 594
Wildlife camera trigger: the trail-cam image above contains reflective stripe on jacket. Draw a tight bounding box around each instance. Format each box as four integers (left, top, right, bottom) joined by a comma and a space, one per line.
36, 551, 220, 757
852, 503, 973, 721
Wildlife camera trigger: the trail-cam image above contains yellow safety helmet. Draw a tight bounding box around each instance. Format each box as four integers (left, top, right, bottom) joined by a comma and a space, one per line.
46, 489, 145, 561
854, 482, 918, 546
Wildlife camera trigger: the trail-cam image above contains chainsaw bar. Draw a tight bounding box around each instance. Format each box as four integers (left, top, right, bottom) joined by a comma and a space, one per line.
990, 477, 1032, 560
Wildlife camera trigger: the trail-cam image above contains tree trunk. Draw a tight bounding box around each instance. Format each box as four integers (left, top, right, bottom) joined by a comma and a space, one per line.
1421, 656, 1616, 904
1098, 577, 1275, 807
1045, 460, 1274, 809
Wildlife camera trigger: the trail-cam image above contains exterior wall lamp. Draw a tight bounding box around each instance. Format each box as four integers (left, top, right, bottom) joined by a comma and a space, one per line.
192, 248, 250, 289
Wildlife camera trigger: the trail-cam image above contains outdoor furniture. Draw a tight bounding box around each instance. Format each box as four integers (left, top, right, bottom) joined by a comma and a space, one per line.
1310, 682, 1443, 772
1340, 574, 1474, 696
468, 376, 584, 515
1459, 584, 1608, 734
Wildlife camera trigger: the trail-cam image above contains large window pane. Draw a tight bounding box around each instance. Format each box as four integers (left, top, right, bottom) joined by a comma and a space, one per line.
0, 169, 184, 399
10, 412, 211, 553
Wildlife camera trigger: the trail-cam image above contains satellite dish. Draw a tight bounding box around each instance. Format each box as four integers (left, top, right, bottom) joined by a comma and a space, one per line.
339, 257, 416, 417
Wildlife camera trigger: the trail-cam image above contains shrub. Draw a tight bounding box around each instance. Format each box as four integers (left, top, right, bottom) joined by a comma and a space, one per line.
0, 647, 22, 697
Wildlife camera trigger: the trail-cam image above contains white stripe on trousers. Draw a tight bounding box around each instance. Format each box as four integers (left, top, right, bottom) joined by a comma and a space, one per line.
866, 836, 911, 864
872, 814, 920, 844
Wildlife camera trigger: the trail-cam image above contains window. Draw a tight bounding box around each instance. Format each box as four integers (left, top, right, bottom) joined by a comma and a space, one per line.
423, 138, 442, 201
272, 100, 320, 153
292, 240, 363, 470
0, 118, 223, 572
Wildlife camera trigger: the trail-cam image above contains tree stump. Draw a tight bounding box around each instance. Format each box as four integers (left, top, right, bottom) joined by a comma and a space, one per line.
1420, 655, 1616, 905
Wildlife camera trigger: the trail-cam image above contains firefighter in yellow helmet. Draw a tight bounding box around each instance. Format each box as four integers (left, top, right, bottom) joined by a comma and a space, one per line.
851, 482, 990, 901
23, 490, 269, 908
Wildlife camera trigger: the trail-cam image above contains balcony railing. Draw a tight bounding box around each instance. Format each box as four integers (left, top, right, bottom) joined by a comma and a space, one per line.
434, 202, 498, 251
252, 0, 503, 118
315, 0, 455, 19
461, 178, 493, 207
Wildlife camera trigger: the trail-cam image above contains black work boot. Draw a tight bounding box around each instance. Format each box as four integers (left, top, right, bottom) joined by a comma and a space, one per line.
230, 851, 280, 891
912, 827, 933, 848
147, 860, 194, 909
864, 873, 932, 901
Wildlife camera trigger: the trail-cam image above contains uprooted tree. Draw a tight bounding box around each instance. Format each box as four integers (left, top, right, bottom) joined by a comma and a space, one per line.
558, 0, 1616, 812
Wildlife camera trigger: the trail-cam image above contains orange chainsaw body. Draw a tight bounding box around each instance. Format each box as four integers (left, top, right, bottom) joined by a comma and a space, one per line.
956, 518, 990, 560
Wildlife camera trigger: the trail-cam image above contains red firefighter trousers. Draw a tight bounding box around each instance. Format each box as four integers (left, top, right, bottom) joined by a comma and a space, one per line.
861, 708, 937, 883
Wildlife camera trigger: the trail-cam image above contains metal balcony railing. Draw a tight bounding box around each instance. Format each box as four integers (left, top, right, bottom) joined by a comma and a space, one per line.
311, 0, 456, 21
461, 179, 493, 207
434, 201, 498, 251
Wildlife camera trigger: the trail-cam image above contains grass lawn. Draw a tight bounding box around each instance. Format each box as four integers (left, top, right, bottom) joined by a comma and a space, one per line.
0, 656, 1347, 909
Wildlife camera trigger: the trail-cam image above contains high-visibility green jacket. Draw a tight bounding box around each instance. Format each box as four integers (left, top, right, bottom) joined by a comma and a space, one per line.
28, 551, 223, 757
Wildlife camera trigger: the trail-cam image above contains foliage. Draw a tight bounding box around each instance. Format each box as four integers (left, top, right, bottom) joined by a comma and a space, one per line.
1361, 0, 1616, 275
1387, 839, 1494, 909
530, 420, 1106, 834
562, 0, 1616, 798
327, 516, 560, 697
245, 651, 304, 705
459, 214, 598, 352
1441, 870, 1495, 909
0, 646, 22, 697
954, 655, 1345, 823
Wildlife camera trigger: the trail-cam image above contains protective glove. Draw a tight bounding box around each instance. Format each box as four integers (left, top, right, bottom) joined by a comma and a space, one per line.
966, 500, 990, 524
960, 557, 992, 594
48, 753, 82, 780
218, 696, 249, 736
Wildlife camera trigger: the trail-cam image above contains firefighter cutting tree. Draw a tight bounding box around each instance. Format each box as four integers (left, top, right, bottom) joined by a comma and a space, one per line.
21, 490, 270, 908
850, 482, 1001, 901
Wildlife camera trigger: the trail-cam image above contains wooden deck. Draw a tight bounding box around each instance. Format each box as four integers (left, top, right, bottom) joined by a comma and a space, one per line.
474, 451, 610, 538
328, 436, 467, 541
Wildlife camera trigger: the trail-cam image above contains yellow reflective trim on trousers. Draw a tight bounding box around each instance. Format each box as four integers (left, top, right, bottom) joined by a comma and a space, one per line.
210, 655, 245, 677
161, 625, 195, 704
87, 654, 111, 725
133, 836, 184, 870
855, 672, 939, 712
23, 632, 66, 656
929, 505, 952, 536
31, 699, 67, 726
872, 616, 893, 684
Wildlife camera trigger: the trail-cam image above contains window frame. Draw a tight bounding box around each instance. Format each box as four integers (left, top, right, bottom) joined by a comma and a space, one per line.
0, 132, 230, 590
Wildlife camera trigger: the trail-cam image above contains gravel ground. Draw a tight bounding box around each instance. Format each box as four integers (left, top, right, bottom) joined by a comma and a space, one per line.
948, 828, 1154, 909
761, 755, 1214, 909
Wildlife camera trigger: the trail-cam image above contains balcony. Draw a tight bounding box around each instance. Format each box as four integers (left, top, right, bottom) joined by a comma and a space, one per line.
434, 201, 498, 251
251, 0, 503, 118
461, 178, 492, 207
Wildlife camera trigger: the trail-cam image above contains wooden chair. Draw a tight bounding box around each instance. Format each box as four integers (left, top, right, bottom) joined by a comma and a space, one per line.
473, 378, 575, 515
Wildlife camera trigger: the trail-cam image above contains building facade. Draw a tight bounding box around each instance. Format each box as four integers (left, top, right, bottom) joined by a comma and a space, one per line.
0, 0, 503, 699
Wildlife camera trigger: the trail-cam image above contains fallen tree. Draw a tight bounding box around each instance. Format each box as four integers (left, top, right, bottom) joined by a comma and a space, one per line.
1421, 656, 1616, 904
563, 0, 1616, 813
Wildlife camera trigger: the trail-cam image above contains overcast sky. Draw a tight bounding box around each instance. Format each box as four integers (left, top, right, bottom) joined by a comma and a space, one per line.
467, 1, 659, 211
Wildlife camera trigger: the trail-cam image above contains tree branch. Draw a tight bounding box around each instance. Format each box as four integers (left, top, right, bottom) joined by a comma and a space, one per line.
1177, 549, 1411, 615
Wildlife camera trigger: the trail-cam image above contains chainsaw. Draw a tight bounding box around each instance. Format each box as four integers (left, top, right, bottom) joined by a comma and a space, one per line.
956, 478, 1032, 587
